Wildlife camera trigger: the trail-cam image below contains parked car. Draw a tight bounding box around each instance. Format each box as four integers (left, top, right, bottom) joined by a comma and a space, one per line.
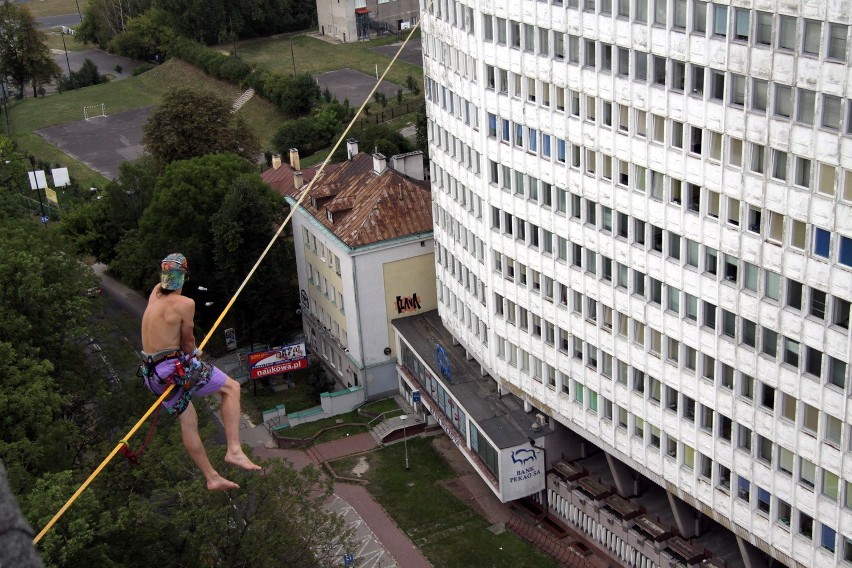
85, 287, 103, 297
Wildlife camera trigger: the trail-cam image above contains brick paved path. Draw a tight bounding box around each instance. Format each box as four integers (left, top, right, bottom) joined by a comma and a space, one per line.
335, 483, 431, 568
311, 432, 377, 462
245, 425, 431, 567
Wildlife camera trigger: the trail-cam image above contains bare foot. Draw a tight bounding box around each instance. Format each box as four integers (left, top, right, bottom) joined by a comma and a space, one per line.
207, 474, 240, 492
225, 452, 262, 471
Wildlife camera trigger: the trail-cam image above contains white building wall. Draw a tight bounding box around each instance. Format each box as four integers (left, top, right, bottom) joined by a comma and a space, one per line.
423, 0, 852, 566
352, 241, 433, 363
292, 202, 435, 396
317, 0, 358, 42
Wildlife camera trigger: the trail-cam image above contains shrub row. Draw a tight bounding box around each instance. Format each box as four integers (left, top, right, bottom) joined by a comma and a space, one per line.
168, 37, 252, 85
167, 38, 320, 118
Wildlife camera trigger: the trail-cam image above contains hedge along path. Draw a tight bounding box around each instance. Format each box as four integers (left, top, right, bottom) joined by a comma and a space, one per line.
33, 19, 428, 545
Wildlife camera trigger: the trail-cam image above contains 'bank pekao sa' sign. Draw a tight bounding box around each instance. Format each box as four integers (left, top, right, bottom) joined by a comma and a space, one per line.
248, 343, 308, 379
499, 444, 545, 501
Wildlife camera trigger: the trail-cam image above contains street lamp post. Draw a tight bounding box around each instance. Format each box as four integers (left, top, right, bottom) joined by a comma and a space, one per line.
400, 415, 409, 470
60, 32, 73, 79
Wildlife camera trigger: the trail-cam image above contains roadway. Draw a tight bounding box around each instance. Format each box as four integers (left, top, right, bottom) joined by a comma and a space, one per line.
36, 13, 82, 29
91, 262, 146, 345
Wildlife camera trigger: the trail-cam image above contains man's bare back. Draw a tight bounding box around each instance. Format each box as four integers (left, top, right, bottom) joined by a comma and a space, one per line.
142, 285, 196, 354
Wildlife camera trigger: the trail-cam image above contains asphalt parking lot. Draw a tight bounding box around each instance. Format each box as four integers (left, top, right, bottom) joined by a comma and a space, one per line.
38, 106, 153, 180
313, 68, 405, 107
370, 41, 423, 67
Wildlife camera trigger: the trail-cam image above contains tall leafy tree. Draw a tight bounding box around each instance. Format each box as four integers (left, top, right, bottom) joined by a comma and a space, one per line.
0, 0, 60, 97
415, 101, 429, 160
78, 0, 153, 48
212, 176, 299, 345
142, 87, 259, 165
0, 216, 99, 498
63, 158, 159, 264
109, 153, 256, 290
106, 7, 175, 60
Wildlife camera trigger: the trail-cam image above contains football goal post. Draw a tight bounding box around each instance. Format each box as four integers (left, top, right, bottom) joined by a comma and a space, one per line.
83, 103, 106, 121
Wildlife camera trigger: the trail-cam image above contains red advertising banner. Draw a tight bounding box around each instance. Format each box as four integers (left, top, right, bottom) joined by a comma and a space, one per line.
248, 343, 308, 379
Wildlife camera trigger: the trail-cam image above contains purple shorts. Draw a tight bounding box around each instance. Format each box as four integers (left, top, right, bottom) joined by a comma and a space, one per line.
142, 356, 228, 414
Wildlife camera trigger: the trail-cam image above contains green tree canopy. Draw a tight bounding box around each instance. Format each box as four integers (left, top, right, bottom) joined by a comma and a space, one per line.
78, 0, 153, 48
354, 123, 414, 159
0, 0, 60, 96
110, 153, 255, 290
142, 87, 259, 165
57, 58, 107, 93
211, 176, 298, 345
63, 158, 159, 264
107, 7, 175, 61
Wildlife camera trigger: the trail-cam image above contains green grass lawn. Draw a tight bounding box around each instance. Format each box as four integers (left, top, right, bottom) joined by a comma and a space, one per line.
6, 59, 286, 187
361, 397, 401, 415
273, 396, 401, 444
240, 370, 316, 423
331, 439, 560, 568
281, 410, 370, 439
22, 0, 87, 19
230, 32, 423, 94
44, 30, 89, 52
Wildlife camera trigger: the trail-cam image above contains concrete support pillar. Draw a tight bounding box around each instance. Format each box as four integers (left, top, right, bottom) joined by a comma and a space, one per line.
736, 535, 769, 568
605, 454, 638, 497
480, 365, 488, 376
465, 349, 473, 361
666, 490, 700, 538
560, 430, 586, 462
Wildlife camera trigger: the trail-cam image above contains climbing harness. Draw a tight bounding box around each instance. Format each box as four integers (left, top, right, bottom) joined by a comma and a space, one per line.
119, 349, 212, 466
139, 348, 212, 416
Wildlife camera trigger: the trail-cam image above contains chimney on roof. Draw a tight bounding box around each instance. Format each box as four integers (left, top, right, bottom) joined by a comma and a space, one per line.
294, 171, 304, 190
346, 139, 358, 160
271, 153, 282, 170
372, 153, 387, 175
289, 148, 300, 171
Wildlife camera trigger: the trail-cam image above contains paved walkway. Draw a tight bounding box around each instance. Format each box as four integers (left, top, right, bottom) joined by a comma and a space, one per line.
310, 431, 377, 462
243, 422, 431, 567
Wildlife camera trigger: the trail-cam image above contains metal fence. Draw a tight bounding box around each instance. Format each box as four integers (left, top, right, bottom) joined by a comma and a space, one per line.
19, 195, 61, 221
356, 100, 420, 129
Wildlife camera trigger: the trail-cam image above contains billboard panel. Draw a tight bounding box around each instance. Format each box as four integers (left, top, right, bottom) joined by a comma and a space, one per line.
248, 343, 307, 379
499, 443, 545, 501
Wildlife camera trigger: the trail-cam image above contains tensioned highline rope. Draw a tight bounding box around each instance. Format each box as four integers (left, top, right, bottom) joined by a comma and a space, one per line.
33, 19, 428, 545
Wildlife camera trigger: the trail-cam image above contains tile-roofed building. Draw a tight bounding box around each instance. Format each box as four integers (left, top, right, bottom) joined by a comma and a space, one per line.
264, 151, 432, 248
260, 142, 437, 399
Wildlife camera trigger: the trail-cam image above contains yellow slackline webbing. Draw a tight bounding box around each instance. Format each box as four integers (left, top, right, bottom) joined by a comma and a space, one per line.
33, 20, 427, 545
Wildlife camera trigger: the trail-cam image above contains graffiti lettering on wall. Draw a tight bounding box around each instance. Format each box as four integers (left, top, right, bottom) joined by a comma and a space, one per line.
395, 292, 422, 314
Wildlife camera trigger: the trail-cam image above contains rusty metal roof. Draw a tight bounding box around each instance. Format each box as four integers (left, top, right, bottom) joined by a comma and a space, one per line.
261, 153, 433, 248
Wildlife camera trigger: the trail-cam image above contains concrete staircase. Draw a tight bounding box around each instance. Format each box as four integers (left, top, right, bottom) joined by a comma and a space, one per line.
369, 395, 424, 444
231, 88, 255, 113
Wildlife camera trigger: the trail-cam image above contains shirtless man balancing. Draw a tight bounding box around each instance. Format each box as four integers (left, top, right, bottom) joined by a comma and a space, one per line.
141, 253, 261, 491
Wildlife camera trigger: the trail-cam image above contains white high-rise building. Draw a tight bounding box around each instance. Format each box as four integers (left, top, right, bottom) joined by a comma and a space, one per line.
419, 1, 852, 566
